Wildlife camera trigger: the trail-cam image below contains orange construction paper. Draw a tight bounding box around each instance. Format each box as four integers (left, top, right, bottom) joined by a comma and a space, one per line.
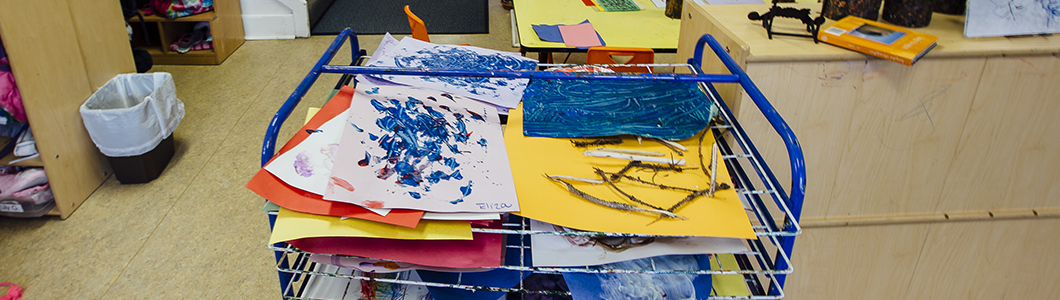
246, 85, 424, 228
504, 104, 755, 238
247, 170, 424, 228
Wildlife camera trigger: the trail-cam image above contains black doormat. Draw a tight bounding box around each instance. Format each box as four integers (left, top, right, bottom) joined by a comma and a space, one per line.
312, 0, 490, 36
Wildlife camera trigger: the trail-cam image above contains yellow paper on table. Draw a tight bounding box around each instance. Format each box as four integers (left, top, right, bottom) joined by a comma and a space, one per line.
269, 207, 473, 244
505, 105, 755, 238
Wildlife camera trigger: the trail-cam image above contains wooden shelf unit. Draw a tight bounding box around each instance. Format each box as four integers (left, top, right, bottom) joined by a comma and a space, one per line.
127, 0, 245, 65
0, 0, 137, 219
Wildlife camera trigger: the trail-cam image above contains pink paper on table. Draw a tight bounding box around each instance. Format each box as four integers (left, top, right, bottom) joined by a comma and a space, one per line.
287, 221, 504, 268
558, 22, 603, 48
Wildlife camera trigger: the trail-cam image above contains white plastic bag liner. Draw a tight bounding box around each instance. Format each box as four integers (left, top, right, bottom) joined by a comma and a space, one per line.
80, 72, 184, 157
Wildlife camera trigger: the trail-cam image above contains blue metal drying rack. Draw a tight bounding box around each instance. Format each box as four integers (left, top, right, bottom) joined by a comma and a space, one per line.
261, 29, 806, 299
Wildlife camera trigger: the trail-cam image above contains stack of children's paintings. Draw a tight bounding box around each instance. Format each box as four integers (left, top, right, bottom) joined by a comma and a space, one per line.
247, 37, 759, 300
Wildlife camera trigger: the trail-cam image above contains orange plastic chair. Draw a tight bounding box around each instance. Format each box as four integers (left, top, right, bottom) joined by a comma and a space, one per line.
405, 5, 430, 42
586, 47, 655, 73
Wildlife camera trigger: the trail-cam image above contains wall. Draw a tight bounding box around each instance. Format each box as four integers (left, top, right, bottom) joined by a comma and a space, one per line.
239, 0, 309, 39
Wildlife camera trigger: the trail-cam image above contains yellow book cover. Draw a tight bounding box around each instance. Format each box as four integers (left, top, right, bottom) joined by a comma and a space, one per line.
818, 16, 938, 66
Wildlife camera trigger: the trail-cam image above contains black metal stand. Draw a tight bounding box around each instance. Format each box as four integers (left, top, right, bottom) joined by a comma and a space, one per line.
748, 0, 826, 43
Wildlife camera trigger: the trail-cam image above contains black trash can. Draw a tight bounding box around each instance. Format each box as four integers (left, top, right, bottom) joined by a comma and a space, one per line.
80, 73, 184, 184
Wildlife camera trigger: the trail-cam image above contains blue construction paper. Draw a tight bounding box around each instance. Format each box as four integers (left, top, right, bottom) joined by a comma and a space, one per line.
531, 20, 606, 48
532, 24, 565, 43
521, 79, 717, 140
562, 255, 713, 300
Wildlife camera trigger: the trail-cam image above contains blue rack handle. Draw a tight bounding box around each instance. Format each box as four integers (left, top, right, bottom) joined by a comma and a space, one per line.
689, 34, 806, 291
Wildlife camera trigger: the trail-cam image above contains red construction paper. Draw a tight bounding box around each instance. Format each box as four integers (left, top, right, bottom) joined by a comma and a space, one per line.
559, 22, 604, 48
248, 170, 424, 228
246, 86, 425, 228
287, 221, 505, 268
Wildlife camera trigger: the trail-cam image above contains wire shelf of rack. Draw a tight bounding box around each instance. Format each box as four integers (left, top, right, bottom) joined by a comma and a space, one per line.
260, 29, 806, 300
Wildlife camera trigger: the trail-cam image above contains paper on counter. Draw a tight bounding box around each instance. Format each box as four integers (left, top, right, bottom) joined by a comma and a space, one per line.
559, 22, 605, 48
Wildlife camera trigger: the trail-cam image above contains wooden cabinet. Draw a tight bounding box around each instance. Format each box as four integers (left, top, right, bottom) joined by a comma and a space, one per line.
0, 0, 136, 218
677, 2, 1060, 221
677, 3, 1060, 299
128, 0, 245, 65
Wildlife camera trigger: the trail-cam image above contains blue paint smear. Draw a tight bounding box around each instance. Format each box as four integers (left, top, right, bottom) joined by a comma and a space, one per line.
563, 254, 713, 300
460, 181, 473, 197
350, 123, 364, 132
368, 133, 378, 141
357, 152, 370, 166
392, 47, 537, 94
521, 79, 717, 140
365, 87, 380, 94
367, 93, 491, 201
477, 138, 488, 148
465, 109, 486, 121
408, 192, 422, 199
451, 181, 473, 204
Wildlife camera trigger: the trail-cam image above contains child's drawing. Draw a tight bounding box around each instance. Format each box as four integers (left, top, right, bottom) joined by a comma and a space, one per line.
264, 108, 349, 195
966, 0, 1060, 37
367, 37, 537, 109
324, 84, 519, 213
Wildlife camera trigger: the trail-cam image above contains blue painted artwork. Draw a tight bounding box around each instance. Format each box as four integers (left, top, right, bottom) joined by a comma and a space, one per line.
325, 84, 520, 213
521, 79, 717, 140
368, 37, 538, 109
562, 254, 714, 300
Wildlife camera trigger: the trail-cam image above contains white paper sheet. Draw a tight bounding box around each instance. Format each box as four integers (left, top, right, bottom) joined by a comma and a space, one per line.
366, 37, 536, 109
263, 106, 391, 216
965, 0, 1060, 37
263, 108, 348, 195
357, 33, 404, 86
422, 212, 501, 220
529, 220, 749, 267
324, 84, 519, 213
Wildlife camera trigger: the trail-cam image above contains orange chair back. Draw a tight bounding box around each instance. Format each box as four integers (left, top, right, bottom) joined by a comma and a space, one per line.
405, 5, 430, 42
586, 47, 655, 73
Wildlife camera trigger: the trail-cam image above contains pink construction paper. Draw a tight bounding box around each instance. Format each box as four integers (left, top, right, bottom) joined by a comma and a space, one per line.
559, 22, 603, 48
287, 221, 504, 268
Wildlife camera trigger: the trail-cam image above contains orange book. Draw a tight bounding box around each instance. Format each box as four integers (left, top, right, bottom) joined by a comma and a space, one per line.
818, 16, 938, 66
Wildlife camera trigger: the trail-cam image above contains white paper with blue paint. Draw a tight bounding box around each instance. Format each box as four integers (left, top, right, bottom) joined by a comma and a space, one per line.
324, 84, 519, 213
563, 255, 714, 300
356, 33, 402, 87
366, 37, 537, 109
529, 220, 748, 267
263, 106, 391, 216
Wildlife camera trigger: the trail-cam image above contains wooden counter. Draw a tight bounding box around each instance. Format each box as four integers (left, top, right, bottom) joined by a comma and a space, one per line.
677, 3, 1060, 299
678, 2, 1060, 220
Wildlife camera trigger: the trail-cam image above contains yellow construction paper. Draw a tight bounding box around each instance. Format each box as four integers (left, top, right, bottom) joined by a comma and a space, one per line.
269, 208, 473, 244
505, 105, 755, 238
711, 254, 753, 297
